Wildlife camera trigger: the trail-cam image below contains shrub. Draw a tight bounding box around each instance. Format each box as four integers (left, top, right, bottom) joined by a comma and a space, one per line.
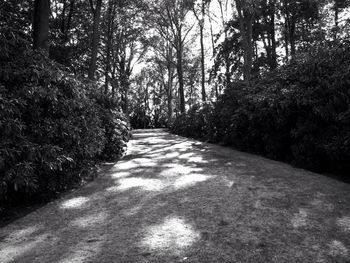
129, 107, 168, 129
171, 103, 215, 140
99, 107, 130, 160
171, 43, 350, 177
0, 27, 130, 205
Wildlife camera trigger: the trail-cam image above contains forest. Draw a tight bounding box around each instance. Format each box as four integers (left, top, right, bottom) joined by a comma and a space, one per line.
1, 0, 350, 210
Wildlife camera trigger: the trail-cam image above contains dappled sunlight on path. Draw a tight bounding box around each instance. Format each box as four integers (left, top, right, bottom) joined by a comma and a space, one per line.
140, 216, 200, 255
1, 129, 350, 262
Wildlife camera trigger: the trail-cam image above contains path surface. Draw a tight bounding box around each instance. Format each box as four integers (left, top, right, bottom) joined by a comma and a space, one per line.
1, 129, 350, 263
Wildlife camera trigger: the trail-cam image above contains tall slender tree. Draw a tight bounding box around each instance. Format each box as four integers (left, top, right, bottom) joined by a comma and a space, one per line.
33, 0, 50, 52
193, 0, 210, 102
234, 0, 257, 81
88, 0, 103, 80
151, 0, 195, 113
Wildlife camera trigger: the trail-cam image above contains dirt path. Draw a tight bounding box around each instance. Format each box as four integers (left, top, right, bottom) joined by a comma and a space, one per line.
1, 129, 350, 263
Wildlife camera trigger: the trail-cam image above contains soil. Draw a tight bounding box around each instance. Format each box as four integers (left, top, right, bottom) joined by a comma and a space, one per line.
0, 129, 349, 263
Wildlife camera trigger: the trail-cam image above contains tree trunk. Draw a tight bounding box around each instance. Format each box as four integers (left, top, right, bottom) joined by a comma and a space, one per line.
111, 65, 116, 99
200, 22, 206, 101
269, 0, 277, 69
167, 79, 173, 123
243, 14, 253, 81
225, 55, 230, 86
88, 0, 102, 80
199, 0, 206, 102
33, 0, 50, 52
167, 46, 174, 123
235, 1, 254, 81
104, 0, 114, 94
63, 0, 75, 43
284, 16, 289, 62
208, 5, 216, 55
224, 22, 230, 86
176, 35, 185, 113
334, 2, 339, 41
290, 22, 296, 60
61, 0, 67, 35
121, 73, 130, 116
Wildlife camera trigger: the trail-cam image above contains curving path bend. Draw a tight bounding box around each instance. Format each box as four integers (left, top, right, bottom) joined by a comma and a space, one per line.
0, 129, 350, 262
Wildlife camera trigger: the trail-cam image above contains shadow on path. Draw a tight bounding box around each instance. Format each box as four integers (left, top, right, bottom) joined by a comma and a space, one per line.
0, 129, 350, 262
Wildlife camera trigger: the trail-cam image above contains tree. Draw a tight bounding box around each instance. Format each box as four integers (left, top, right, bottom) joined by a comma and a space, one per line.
142, 33, 176, 123
281, 0, 319, 61
234, 0, 258, 81
217, 0, 233, 87
256, 0, 277, 69
103, 0, 116, 94
193, 0, 210, 101
107, 0, 148, 115
333, 0, 349, 40
88, 0, 103, 80
151, 0, 195, 113
33, 0, 50, 52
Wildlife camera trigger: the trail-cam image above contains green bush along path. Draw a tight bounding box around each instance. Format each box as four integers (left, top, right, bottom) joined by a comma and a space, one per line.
0, 129, 349, 263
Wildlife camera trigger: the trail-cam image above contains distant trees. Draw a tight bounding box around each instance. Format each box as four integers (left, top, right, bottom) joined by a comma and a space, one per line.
209, 0, 350, 87
6, 0, 350, 126
193, 0, 211, 101
149, 0, 196, 113
144, 35, 177, 123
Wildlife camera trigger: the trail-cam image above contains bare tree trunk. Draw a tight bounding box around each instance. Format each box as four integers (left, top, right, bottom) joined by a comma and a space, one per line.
194, 0, 206, 102
167, 80, 173, 123
290, 22, 296, 60
33, 0, 50, 52
284, 16, 289, 62
61, 0, 67, 34
64, 0, 75, 43
88, 0, 102, 80
218, 0, 231, 86
111, 66, 116, 99
225, 56, 230, 86
176, 34, 185, 113
167, 45, 174, 123
104, 0, 114, 94
200, 18, 206, 101
208, 5, 216, 55
246, 19, 253, 79
235, 0, 254, 81
121, 73, 130, 116
270, 0, 277, 69
334, 2, 339, 41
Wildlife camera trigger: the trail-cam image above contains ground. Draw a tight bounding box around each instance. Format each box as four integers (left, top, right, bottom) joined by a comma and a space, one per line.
0, 129, 350, 263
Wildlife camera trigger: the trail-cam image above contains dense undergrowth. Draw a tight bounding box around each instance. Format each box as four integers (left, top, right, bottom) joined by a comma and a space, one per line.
0, 28, 130, 208
130, 108, 168, 129
171, 43, 350, 177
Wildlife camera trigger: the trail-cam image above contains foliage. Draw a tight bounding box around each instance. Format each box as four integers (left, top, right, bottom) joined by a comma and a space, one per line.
172, 43, 350, 176
130, 107, 168, 129
171, 103, 215, 140
98, 104, 130, 160
0, 28, 130, 205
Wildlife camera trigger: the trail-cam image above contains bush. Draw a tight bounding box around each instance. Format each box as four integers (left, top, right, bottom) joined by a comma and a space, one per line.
171, 43, 350, 177
171, 103, 215, 140
99, 107, 130, 160
0, 28, 130, 205
129, 107, 168, 129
